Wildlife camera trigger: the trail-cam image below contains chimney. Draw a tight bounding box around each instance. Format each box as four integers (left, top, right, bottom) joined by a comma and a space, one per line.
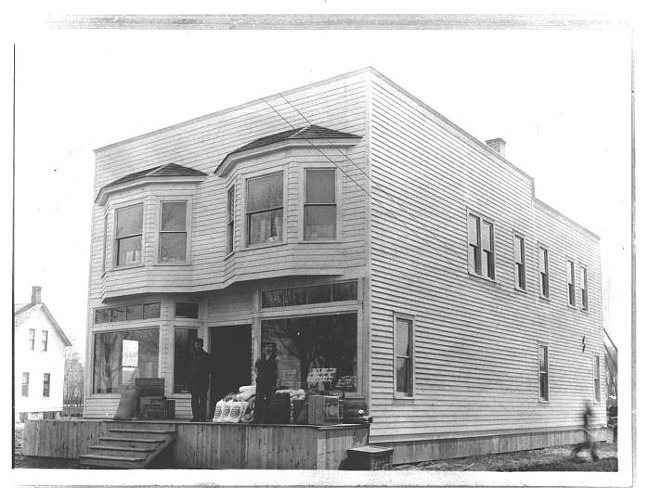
485, 138, 506, 157
31, 286, 42, 304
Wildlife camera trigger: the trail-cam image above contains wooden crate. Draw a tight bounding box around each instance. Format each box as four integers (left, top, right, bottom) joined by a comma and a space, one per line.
307, 395, 339, 425
346, 446, 394, 470
135, 378, 165, 397
139, 396, 165, 420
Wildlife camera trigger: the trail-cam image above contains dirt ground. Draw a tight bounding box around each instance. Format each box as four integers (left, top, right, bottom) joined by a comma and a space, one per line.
13, 422, 617, 471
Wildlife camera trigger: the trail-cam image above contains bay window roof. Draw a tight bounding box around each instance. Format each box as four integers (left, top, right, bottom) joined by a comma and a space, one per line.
96, 163, 207, 205
215, 124, 361, 177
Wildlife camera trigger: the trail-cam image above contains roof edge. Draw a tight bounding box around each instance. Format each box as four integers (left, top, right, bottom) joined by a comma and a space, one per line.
94, 67, 375, 154
535, 198, 600, 241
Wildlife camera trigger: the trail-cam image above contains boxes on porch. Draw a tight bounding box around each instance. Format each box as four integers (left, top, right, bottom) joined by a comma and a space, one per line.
135, 378, 165, 397
346, 446, 394, 470
138, 396, 165, 420
307, 395, 339, 425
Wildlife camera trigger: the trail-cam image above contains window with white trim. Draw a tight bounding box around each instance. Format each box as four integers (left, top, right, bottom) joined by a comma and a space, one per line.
159, 201, 188, 263
102, 214, 108, 274
580, 267, 589, 310
593, 355, 601, 402
43, 373, 51, 398
41, 330, 48, 352
22, 372, 29, 397
226, 186, 235, 253
514, 234, 526, 290
538, 343, 549, 401
28, 328, 35, 350
539, 247, 550, 298
395, 316, 414, 397
304, 169, 337, 240
567, 260, 576, 306
246, 172, 283, 246
115, 203, 143, 267
468, 213, 495, 279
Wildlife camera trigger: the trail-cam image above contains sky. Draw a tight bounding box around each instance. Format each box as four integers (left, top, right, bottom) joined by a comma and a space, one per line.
10, 25, 632, 362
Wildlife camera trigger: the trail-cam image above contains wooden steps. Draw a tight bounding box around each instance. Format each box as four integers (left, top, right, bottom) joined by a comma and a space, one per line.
79, 423, 176, 469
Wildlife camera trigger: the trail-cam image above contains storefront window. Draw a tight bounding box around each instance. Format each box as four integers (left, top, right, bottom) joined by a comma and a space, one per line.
174, 328, 198, 393
92, 328, 159, 393
261, 313, 357, 392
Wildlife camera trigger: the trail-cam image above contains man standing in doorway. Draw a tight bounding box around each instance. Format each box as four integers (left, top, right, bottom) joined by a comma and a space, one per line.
188, 338, 211, 422
253, 342, 278, 424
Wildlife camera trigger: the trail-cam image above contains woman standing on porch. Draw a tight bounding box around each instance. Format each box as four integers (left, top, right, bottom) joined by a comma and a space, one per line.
253, 342, 277, 424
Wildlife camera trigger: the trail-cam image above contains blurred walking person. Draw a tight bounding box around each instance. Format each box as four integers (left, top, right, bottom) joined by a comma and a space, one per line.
571, 402, 599, 461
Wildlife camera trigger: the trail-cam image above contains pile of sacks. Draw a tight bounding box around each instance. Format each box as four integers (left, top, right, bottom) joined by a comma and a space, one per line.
213, 385, 256, 423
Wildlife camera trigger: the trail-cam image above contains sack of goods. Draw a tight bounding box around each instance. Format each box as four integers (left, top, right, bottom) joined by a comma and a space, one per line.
226, 400, 248, 423
237, 385, 256, 402
212, 398, 226, 422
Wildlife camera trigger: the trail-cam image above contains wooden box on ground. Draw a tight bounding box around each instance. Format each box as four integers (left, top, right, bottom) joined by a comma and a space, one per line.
307, 395, 339, 425
346, 446, 394, 470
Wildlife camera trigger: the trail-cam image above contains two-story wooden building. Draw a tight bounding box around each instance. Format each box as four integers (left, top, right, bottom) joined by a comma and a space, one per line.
84, 67, 605, 463
15, 286, 72, 421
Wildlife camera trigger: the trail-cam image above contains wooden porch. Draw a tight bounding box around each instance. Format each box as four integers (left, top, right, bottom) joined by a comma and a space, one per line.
23, 419, 369, 470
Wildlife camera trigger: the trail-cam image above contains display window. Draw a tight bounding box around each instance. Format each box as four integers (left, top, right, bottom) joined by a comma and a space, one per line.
92, 328, 159, 393
261, 313, 357, 393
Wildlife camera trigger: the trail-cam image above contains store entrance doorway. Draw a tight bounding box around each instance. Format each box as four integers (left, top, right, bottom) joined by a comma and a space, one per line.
209, 325, 252, 418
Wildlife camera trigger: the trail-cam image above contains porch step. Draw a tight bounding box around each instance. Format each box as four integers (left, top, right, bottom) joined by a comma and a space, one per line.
80, 424, 175, 469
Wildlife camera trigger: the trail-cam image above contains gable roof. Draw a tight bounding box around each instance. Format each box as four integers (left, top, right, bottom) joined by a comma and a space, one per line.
14, 303, 73, 347
215, 124, 361, 175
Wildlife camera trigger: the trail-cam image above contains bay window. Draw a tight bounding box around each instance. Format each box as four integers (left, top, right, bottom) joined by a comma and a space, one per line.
247, 172, 283, 246
92, 328, 159, 393
226, 186, 235, 253
304, 169, 337, 240
115, 204, 143, 267
159, 201, 188, 263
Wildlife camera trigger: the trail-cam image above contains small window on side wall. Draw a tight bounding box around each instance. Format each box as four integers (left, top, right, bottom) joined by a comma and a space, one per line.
538, 247, 550, 298
566, 260, 576, 306
593, 355, 601, 402
159, 201, 188, 263
226, 186, 235, 254
538, 343, 549, 401
468, 213, 495, 280
304, 169, 337, 240
514, 234, 526, 290
580, 267, 588, 310
395, 316, 414, 397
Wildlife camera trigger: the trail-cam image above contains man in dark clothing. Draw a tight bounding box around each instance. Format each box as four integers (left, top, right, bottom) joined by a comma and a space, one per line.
253, 342, 278, 424
188, 338, 211, 422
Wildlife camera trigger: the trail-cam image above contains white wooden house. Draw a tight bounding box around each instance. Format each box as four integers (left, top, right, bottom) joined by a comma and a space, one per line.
15, 286, 72, 421
84, 67, 605, 463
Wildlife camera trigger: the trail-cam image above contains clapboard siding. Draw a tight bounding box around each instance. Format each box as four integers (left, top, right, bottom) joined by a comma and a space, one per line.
90, 75, 370, 302
367, 75, 604, 443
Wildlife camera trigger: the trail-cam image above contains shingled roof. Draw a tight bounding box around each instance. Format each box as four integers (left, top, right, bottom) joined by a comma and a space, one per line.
215, 125, 361, 174
96, 163, 207, 204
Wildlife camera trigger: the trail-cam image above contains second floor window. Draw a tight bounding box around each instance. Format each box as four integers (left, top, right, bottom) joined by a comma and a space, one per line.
247, 172, 283, 246
304, 169, 337, 240
226, 186, 235, 253
41, 330, 48, 352
580, 267, 589, 310
514, 235, 526, 290
159, 201, 188, 263
567, 260, 576, 306
28, 328, 35, 350
468, 213, 495, 279
115, 204, 143, 267
43, 373, 51, 398
538, 247, 550, 298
